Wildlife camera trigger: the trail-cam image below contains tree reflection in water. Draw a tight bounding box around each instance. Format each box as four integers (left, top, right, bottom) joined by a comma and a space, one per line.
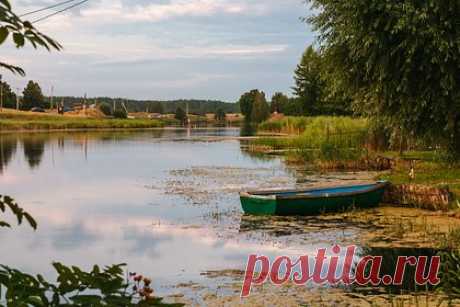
22, 136, 46, 169
0, 135, 17, 174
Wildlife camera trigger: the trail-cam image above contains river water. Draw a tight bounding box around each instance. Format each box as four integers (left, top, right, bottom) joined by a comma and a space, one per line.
0, 129, 447, 303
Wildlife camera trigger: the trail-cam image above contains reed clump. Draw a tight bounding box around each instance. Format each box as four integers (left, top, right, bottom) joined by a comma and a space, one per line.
258, 116, 312, 134
255, 116, 370, 164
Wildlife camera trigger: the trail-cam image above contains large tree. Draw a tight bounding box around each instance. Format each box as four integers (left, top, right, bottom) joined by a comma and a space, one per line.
22, 80, 45, 110
293, 46, 323, 115
238, 89, 270, 123
238, 89, 258, 120
250, 91, 270, 123
283, 97, 304, 116
307, 0, 460, 154
174, 107, 187, 124
0, 81, 17, 109
271, 92, 289, 113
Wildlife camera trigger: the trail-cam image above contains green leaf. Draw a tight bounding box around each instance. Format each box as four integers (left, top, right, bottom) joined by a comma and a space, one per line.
0, 27, 8, 45
70, 294, 103, 304
23, 212, 37, 230
0, 0, 11, 10
27, 296, 45, 306
12, 32, 24, 47
0, 221, 11, 228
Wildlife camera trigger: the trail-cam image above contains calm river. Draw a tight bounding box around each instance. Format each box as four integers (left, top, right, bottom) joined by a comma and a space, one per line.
0, 129, 380, 299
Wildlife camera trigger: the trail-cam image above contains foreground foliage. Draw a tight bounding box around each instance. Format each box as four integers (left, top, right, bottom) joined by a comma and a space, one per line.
0, 264, 182, 306
0, 0, 61, 75
0, 195, 36, 229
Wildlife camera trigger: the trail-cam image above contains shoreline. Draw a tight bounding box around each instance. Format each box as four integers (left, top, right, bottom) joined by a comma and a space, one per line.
0, 126, 242, 134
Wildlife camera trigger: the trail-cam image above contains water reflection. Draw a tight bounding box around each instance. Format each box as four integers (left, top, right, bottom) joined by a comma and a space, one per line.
0, 135, 17, 173
22, 136, 46, 169
2, 129, 434, 299
240, 122, 256, 136
0, 130, 208, 171
0, 129, 288, 292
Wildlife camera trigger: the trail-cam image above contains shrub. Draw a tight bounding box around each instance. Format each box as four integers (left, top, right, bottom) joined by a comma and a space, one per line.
99, 103, 112, 116
113, 110, 128, 119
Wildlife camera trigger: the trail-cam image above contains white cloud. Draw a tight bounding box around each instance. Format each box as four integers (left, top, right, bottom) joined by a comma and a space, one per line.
63, 40, 288, 62
80, 0, 254, 23
5, 0, 309, 100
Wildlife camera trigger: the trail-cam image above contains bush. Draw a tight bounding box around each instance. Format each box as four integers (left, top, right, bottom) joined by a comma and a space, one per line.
113, 110, 128, 119
99, 103, 112, 116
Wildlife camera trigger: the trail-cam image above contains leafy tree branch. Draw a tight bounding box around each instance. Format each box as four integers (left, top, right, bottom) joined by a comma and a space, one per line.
0, 0, 62, 76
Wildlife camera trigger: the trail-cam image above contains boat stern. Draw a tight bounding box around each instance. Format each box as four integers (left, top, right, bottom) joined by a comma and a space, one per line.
239, 192, 277, 215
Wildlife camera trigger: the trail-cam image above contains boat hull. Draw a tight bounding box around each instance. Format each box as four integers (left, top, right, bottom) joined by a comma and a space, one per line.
240, 182, 387, 216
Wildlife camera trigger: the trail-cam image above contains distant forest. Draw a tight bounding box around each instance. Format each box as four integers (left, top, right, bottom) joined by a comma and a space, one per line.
53, 96, 240, 114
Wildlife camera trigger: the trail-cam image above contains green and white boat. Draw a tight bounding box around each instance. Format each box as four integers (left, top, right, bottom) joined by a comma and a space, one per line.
240, 181, 388, 216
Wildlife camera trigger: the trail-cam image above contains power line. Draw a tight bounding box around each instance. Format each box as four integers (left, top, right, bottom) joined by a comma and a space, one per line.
20, 0, 78, 17
31, 0, 90, 24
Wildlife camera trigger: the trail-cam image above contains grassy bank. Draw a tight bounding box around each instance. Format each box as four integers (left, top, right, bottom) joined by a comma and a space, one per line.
252, 116, 460, 200
379, 151, 460, 198
254, 116, 369, 162
0, 110, 165, 131
258, 116, 313, 134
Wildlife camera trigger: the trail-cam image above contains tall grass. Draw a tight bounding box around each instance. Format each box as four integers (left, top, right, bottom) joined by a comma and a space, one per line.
258, 116, 312, 134
254, 116, 369, 162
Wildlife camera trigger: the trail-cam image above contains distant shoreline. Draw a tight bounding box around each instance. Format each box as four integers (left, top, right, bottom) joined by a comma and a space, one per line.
0, 126, 242, 134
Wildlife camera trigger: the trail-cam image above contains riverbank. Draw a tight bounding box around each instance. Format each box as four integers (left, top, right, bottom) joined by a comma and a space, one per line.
0, 109, 166, 131
251, 116, 460, 202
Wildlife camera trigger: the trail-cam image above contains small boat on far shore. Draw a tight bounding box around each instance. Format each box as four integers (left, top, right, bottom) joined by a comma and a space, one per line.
240, 181, 388, 216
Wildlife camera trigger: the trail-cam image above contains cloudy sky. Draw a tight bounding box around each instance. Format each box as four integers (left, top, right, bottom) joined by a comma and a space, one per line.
4, 0, 314, 101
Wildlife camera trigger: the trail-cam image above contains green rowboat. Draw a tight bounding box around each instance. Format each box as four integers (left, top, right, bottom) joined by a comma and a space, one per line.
240, 181, 388, 216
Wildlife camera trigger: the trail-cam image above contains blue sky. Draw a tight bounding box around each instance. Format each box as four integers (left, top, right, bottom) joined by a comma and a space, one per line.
5, 0, 314, 101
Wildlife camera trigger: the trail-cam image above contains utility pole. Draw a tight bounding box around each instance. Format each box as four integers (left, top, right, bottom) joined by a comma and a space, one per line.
122, 100, 128, 113
84, 93, 87, 115
50, 85, 54, 110
0, 74, 3, 112
186, 102, 191, 126
15, 87, 20, 110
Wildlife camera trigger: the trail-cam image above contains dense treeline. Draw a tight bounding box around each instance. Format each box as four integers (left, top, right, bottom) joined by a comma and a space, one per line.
0, 78, 239, 115
237, 44, 352, 122
53, 96, 239, 115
